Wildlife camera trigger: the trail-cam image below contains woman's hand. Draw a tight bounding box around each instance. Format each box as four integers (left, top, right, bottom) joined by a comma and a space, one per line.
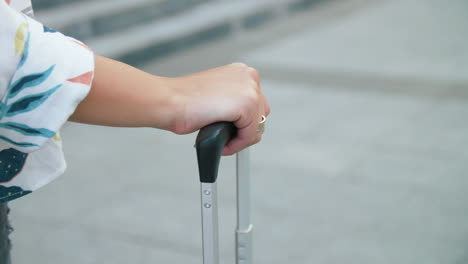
170, 63, 271, 155
71, 56, 270, 155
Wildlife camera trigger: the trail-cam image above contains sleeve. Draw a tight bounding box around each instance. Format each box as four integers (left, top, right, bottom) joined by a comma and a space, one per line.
0, 1, 94, 202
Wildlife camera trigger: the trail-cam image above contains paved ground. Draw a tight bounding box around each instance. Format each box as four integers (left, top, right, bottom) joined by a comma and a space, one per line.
9, 0, 468, 263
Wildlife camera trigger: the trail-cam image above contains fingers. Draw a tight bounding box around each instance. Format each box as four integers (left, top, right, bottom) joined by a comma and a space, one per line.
178, 62, 269, 155
222, 63, 269, 156
259, 88, 270, 117
222, 116, 263, 156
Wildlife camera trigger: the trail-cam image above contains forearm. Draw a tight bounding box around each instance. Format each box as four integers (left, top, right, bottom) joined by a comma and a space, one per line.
69, 58, 270, 155
69, 55, 179, 130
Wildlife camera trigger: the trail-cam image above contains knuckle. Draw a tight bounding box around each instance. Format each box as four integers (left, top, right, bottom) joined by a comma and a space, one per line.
247, 67, 260, 82
265, 102, 271, 115
247, 78, 258, 89
244, 89, 259, 105
253, 134, 262, 144
247, 79, 258, 90
231, 62, 248, 68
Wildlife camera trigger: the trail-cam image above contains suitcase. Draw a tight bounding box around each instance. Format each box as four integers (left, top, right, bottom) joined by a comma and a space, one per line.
195, 122, 253, 264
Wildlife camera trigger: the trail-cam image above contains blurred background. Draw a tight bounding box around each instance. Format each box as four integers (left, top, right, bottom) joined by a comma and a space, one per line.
9, 0, 468, 263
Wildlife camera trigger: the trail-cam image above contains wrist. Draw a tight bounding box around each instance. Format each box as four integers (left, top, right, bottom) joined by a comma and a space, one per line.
148, 76, 184, 133
164, 76, 204, 135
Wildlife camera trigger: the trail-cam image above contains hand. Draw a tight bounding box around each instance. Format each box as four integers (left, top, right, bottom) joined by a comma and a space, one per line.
170, 63, 271, 155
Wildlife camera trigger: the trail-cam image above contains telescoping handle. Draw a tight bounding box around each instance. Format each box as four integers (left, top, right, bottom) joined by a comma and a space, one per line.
196, 122, 236, 183
196, 122, 236, 264
195, 122, 253, 264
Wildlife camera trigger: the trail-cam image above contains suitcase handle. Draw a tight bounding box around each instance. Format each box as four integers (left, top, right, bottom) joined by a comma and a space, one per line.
195, 122, 236, 183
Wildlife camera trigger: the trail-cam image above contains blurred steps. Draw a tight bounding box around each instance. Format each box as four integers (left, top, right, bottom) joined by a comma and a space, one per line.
32, 0, 84, 11
35, 0, 330, 66
35, 0, 214, 41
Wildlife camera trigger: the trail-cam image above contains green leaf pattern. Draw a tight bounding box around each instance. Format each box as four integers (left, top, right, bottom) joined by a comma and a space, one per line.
0, 2, 95, 203
0, 30, 59, 148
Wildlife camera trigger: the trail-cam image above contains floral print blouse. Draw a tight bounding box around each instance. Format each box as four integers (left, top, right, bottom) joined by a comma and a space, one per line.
0, 0, 94, 202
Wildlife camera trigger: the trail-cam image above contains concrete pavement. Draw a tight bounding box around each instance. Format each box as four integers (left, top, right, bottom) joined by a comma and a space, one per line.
10, 0, 468, 263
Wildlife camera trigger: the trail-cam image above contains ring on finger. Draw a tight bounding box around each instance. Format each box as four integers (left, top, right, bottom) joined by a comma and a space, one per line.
257, 115, 266, 133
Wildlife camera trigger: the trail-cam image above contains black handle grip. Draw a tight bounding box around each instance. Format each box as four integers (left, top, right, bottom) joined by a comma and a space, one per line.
195, 122, 237, 183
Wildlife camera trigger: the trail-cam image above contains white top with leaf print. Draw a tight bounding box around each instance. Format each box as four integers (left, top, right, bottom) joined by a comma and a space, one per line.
0, 0, 94, 202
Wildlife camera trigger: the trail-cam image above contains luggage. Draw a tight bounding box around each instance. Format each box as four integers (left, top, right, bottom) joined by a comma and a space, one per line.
195, 122, 253, 264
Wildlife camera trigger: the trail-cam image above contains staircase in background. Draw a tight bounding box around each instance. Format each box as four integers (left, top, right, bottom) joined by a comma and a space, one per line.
35, 0, 330, 66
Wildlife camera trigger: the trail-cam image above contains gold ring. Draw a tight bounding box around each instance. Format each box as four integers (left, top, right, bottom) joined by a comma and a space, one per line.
257, 115, 266, 133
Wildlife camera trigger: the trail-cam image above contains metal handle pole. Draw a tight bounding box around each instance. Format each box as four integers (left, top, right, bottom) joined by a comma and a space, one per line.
236, 149, 252, 264
196, 122, 236, 264
201, 182, 219, 264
